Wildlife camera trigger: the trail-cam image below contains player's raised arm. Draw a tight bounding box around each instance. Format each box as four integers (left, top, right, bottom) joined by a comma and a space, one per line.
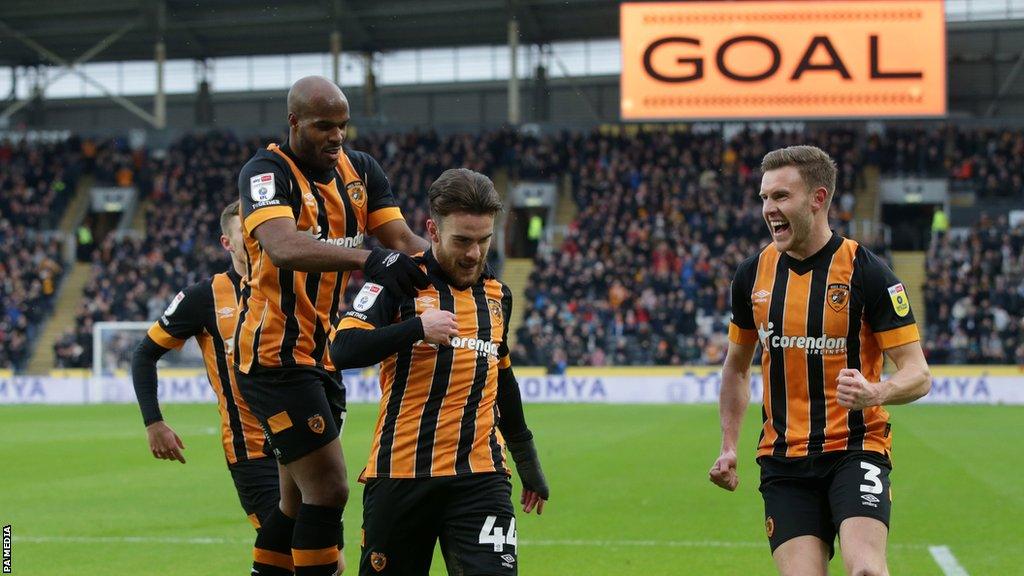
250, 216, 368, 273
837, 341, 931, 410
253, 215, 427, 298
373, 218, 431, 255
353, 149, 431, 255
837, 248, 932, 410
879, 341, 931, 403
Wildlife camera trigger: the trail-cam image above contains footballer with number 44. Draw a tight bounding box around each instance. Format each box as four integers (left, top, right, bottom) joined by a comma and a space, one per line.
331, 168, 549, 576
710, 146, 931, 576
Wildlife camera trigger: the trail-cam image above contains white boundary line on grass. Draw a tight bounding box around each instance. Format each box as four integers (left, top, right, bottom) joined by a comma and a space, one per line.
929, 545, 970, 576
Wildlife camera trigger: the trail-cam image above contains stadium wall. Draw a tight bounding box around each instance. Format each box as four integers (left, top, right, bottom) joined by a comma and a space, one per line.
12, 20, 1024, 134
24, 76, 622, 137
2, 367, 1021, 406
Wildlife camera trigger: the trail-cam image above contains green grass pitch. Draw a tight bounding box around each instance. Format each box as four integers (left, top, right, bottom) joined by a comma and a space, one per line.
1, 402, 1022, 575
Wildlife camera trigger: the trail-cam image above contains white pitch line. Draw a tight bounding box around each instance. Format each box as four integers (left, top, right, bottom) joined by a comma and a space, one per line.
525, 539, 763, 548
929, 545, 970, 576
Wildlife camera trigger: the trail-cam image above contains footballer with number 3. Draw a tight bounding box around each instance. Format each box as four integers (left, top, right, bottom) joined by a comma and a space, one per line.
709, 146, 931, 576
330, 168, 549, 576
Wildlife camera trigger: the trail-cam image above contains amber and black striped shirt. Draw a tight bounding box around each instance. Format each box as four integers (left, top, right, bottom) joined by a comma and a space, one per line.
334, 251, 513, 479
235, 143, 404, 374
729, 233, 920, 458
146, 269, 266, 464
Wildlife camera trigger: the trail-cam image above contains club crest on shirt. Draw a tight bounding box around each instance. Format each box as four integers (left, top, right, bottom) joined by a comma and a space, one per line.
346, 181, 367, 210
827, 283, 850, 313
887, 283, 910, 317
487, 298, 503, 325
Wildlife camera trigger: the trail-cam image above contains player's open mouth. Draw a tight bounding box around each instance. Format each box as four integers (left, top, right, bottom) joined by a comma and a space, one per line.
324, 147, 341, 158
771, 221, 790, 235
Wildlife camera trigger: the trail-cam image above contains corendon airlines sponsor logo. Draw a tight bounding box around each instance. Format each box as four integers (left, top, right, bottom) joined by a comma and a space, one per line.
450, 336, 500, 358
420, 336, 500, 359
302, 225, 365, 248
758, 322, 846, 355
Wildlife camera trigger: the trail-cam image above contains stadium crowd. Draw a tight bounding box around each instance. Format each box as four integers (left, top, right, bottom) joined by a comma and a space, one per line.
0, 125, 1017, 371
511, 127, 866, 368
922, 216, 1024, 364
0, 138, 78, 371
877, 126, 1024, 198
55, 132, 257, 368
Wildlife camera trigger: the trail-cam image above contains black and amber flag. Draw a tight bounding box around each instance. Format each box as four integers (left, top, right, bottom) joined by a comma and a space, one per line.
728, 233, 919, 458
334, 250, 513, 479
146, 270, 266, 464
235, 143, 405, 374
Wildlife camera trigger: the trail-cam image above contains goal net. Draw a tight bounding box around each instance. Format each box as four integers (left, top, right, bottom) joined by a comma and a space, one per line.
92, 321, 206, 376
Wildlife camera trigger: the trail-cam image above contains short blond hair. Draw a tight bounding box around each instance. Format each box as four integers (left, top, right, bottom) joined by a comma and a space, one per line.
761, 145, 837, 204
220, 200, 241, 236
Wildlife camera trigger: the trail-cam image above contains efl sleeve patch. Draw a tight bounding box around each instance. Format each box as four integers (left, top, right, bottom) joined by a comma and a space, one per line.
887, 283, 910, 318
249, 173, 276, 202
353, 282, 384, 312
162, 291, 186, 319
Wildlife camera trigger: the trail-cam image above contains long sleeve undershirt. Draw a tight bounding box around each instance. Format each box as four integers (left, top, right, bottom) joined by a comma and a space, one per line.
329, 318, 425, 369
131, 335, 172, 426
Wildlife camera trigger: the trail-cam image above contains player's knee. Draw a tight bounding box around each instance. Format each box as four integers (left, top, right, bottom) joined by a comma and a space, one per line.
307, 478, 348, 507
279, 495, 300, 518
849, 563, 887, 576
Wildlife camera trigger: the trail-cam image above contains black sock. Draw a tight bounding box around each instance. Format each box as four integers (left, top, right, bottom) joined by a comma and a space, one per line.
292, 503, 342, 575
253, 507, 295, 576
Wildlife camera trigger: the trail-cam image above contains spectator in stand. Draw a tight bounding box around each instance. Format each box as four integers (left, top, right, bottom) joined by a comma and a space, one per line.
0, 137, 81, 372
513, 127, 864, 368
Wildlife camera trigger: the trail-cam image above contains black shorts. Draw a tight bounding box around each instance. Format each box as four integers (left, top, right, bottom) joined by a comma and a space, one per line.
758, 450, 892, 557
228, 457, 280, 528
360, 472, 517, 576
236, 366, 346, 464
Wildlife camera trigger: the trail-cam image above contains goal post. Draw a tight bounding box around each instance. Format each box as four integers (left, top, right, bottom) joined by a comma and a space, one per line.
92, 321, 205, 377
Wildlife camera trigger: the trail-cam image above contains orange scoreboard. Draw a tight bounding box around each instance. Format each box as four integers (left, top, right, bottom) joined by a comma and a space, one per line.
620, 1, 947, 120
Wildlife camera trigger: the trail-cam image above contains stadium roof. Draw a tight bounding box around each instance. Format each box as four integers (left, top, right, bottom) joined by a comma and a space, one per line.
0, 0, 620, 66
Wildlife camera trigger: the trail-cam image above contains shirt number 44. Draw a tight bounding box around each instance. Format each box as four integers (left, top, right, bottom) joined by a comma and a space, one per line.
478, 515, 517, 552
